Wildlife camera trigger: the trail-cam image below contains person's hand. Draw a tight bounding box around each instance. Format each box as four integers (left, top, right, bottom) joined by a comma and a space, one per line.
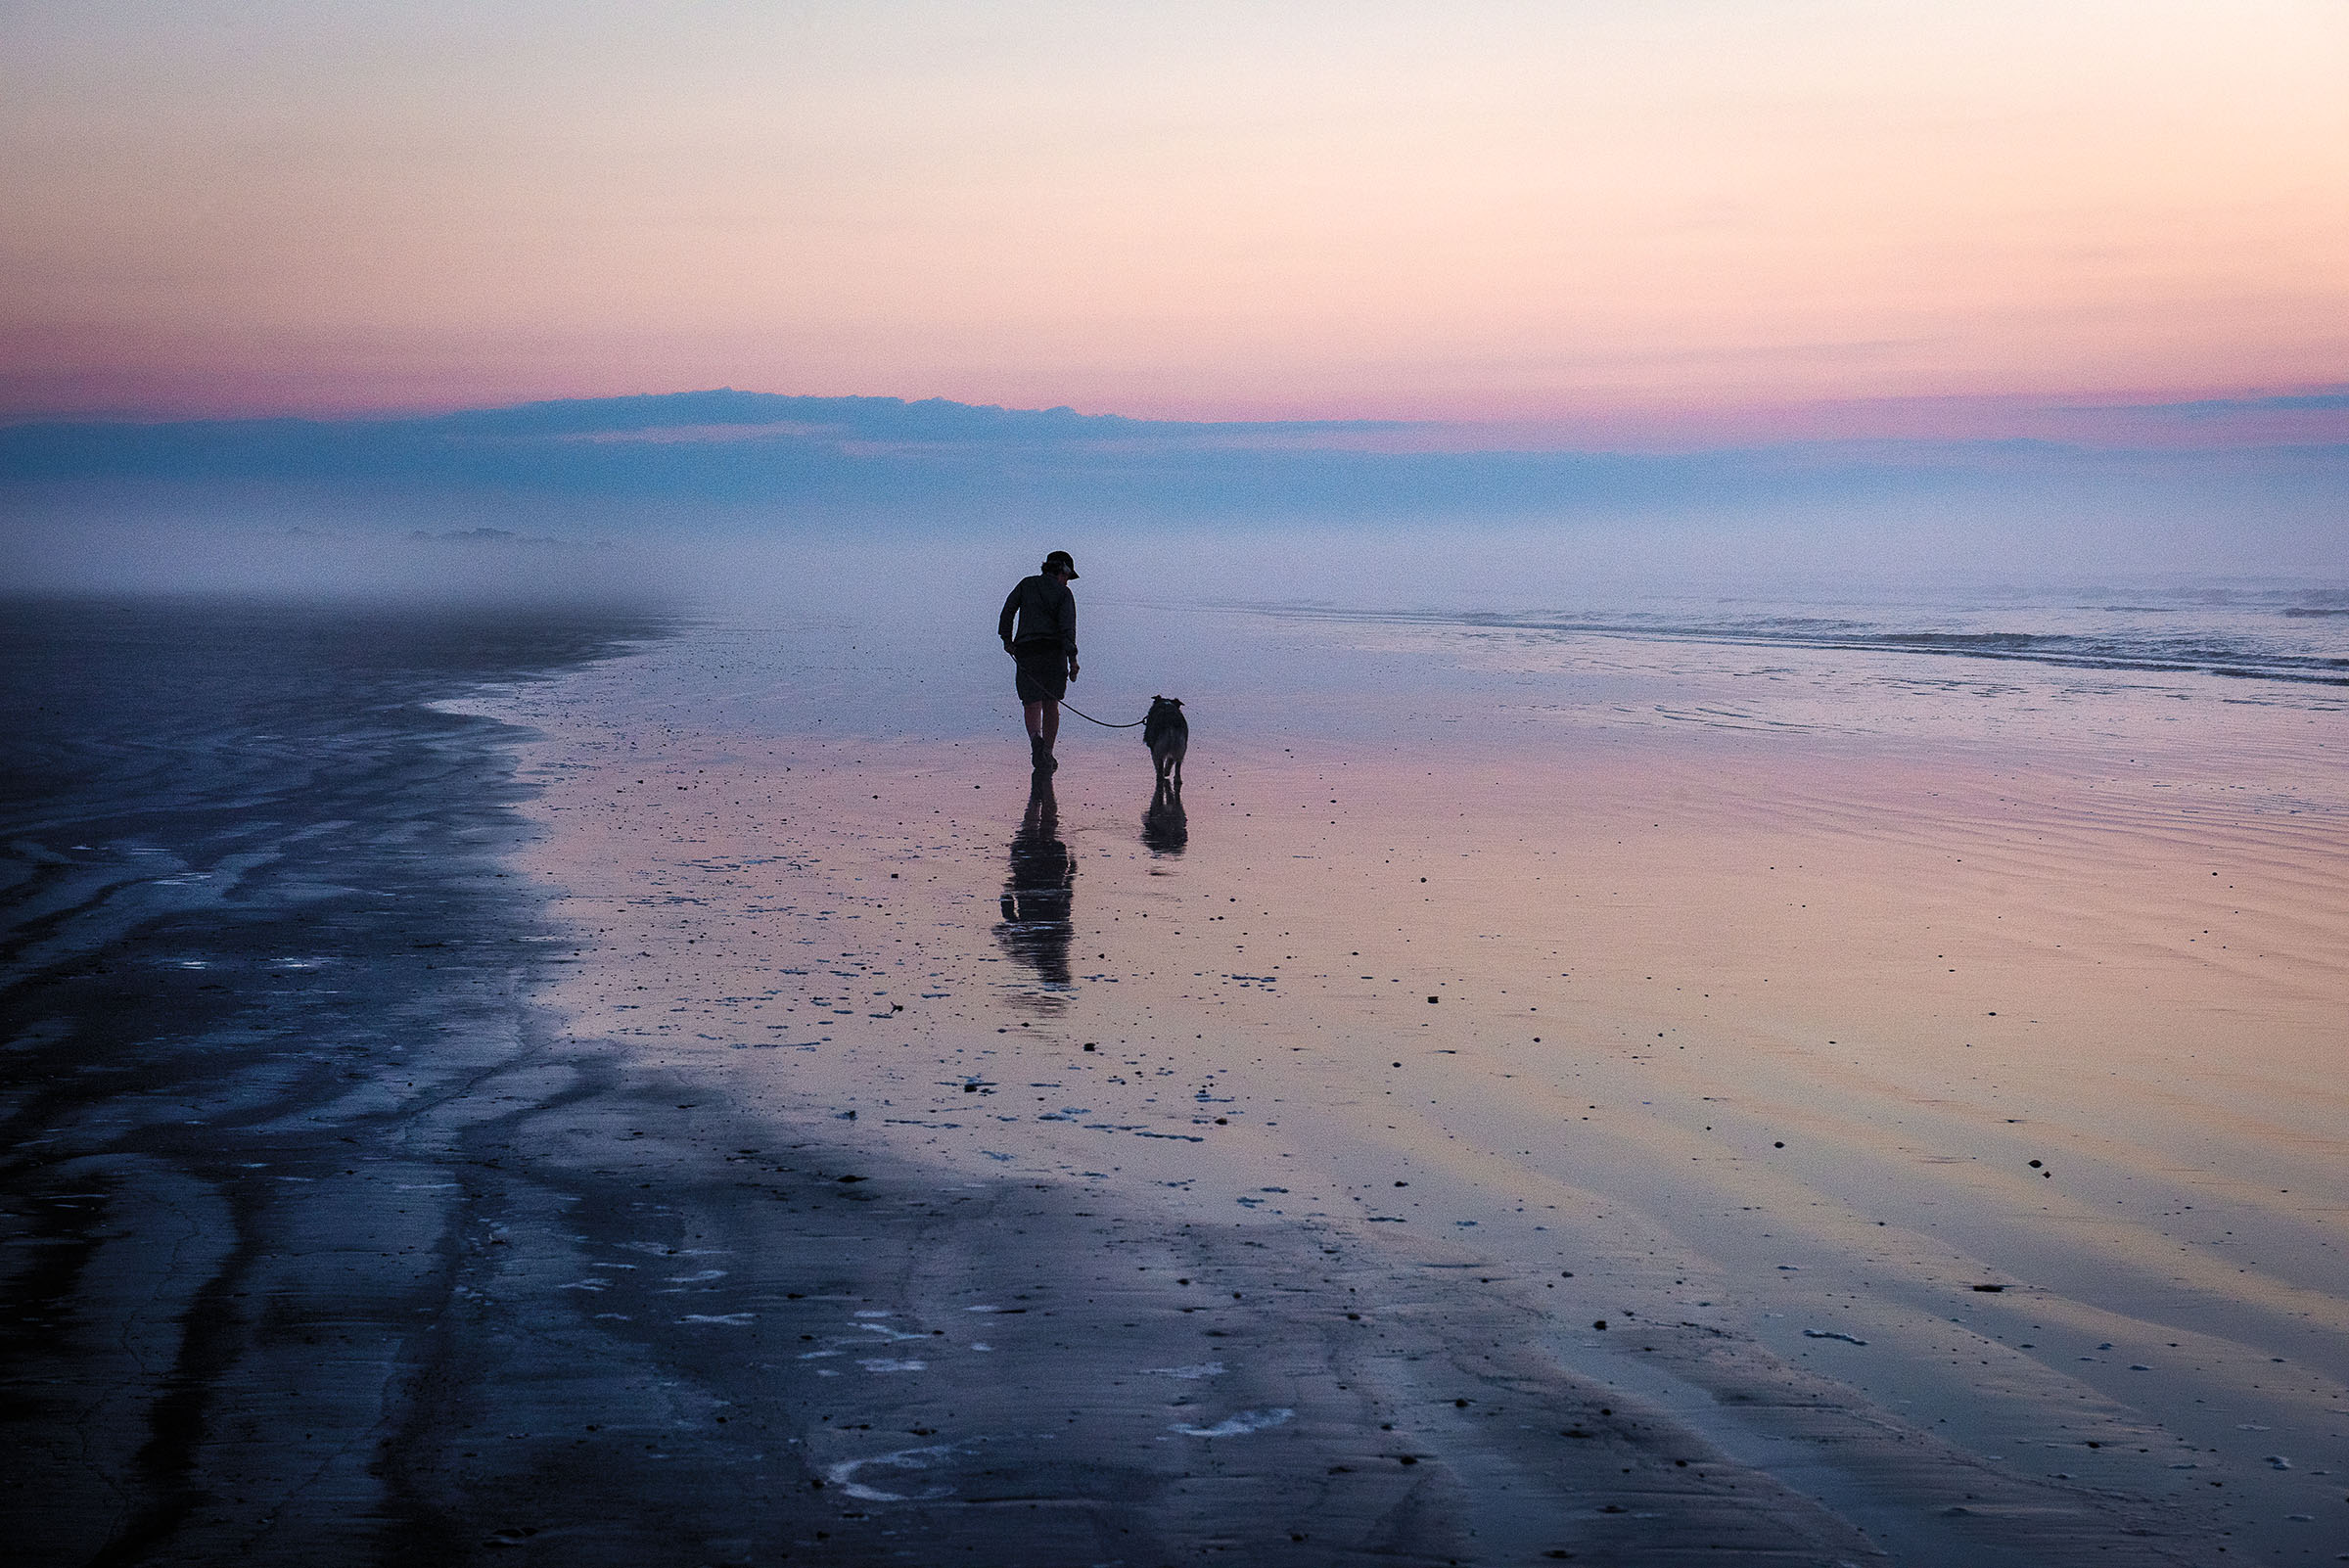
1068, 660, 1081, 681
1003, 639, 1015, 656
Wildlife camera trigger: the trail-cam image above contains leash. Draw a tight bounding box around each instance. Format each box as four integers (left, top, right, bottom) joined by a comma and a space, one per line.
1061, 701, 1148, 729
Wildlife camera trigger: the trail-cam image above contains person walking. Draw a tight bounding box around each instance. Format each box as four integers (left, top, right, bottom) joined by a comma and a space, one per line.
998, 550, 1082, 772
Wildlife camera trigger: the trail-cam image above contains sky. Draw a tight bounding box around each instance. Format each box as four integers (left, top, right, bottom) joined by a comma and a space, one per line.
3, 0, 2345, 445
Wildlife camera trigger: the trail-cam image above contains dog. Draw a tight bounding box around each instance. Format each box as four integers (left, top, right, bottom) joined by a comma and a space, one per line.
1142, 696, 1187, 789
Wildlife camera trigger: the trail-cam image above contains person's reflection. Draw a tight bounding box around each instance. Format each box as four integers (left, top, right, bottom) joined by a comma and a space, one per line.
1141, 777, 1187, 854
995, 771, 1075, 996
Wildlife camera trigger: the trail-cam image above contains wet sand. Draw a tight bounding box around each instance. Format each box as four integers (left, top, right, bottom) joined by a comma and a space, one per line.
7, 593, 2344, 1565
471, 607, 2345, 1564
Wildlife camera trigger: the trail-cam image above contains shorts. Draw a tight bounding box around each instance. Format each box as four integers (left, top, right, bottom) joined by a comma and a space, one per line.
1012, 644, 1069, 703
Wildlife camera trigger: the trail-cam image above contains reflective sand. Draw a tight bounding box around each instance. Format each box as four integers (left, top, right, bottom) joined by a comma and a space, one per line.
482, 591, 2348, 1562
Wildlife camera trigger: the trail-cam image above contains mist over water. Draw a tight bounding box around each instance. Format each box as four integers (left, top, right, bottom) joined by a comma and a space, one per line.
0, 508, 682, 606
620, 523, 2349, 761
6, 491, 2341, 758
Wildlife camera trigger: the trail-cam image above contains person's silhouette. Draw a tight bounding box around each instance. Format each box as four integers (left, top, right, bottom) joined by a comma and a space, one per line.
998, 551, 1081, 773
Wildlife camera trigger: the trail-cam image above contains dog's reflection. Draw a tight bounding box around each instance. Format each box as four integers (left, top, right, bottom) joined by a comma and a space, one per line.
995, 772, 1075, 994
1141, 777, 1187, 854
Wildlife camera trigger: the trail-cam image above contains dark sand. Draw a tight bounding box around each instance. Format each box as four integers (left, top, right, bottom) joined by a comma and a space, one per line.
8, 594, 2339, 1566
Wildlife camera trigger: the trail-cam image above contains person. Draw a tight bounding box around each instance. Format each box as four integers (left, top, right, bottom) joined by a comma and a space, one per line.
997, 550, 1082, 772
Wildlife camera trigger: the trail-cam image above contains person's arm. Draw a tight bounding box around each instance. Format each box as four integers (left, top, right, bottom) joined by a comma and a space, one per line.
998, 583, 1022, 650
1062, 585, 1079, 678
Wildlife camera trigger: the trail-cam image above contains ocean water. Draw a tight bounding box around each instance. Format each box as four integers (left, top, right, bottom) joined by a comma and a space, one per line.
1255, 583, 2349, 687
1197, 582, 2349, 780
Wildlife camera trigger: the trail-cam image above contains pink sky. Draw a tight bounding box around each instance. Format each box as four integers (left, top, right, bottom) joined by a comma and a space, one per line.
3, 1, 2343, 443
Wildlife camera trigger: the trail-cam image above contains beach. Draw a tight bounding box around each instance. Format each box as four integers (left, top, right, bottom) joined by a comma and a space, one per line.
10, 0, 2345, 1560
5, 584, 2345, 1565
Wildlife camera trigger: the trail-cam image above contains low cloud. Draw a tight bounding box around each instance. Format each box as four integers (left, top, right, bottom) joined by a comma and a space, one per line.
4, 390, 2343, 593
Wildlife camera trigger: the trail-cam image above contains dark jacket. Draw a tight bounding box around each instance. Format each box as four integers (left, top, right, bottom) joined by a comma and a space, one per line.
998, 575, 1078, 658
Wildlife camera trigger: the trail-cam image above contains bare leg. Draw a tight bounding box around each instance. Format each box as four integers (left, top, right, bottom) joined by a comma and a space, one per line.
1023, 699, 1061, 771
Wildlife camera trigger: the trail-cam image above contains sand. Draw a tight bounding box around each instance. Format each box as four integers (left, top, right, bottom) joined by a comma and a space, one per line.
6, 592, 2343, 1565
471, 604, 2345, 1564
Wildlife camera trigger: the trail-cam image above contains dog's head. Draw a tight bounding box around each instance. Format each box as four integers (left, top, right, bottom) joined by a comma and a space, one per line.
1148, 695, 1183, 715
